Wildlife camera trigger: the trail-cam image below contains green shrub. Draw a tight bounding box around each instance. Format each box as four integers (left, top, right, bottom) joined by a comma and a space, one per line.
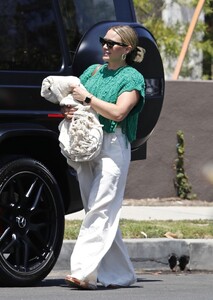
173, 130, 197, 199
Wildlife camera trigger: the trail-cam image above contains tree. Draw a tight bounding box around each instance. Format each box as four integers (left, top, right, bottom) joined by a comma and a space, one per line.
134, 0, 213, 79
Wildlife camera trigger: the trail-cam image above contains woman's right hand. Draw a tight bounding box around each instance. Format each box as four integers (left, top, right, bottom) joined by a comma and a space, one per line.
61, 105, 77, 120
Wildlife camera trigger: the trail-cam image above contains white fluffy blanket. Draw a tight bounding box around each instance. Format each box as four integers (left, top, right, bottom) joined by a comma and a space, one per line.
41, 76, 103, 167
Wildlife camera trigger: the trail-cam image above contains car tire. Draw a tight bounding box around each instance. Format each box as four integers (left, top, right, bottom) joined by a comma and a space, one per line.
0, 157, 64, 286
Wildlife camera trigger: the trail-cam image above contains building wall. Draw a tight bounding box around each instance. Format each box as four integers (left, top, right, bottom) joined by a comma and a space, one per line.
125, 80, 213, 201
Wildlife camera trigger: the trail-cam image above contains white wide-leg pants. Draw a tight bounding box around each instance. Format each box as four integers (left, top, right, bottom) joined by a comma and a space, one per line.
69, 128, 136, 287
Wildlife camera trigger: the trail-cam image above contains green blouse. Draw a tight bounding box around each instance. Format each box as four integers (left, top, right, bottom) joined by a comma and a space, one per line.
80, 63, 145, 143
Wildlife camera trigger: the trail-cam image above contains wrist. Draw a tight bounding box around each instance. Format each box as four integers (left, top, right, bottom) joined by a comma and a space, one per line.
84, 94, 94, 104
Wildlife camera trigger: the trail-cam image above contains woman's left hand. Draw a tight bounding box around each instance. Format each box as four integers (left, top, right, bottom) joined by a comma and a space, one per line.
71, 84, 89, 102
61, 105, 77, 120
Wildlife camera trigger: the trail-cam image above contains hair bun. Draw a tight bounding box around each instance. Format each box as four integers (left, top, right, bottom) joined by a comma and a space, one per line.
134, 47, 146, 63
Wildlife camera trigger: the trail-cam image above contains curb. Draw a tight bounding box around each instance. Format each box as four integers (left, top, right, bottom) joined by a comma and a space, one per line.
56, 239, 213, 271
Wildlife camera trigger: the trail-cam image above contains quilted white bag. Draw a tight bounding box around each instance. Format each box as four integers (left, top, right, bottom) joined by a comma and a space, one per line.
41, 76, 103, 164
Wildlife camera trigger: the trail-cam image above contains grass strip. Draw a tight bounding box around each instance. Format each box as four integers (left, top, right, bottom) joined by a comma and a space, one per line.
64, 219, 213, 239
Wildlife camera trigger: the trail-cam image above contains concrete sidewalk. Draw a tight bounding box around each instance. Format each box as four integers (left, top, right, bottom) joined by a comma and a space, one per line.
58, 206, 213, 272
65, 206, 213, 221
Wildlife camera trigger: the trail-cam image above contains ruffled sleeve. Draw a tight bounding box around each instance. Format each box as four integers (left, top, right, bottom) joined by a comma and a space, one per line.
118, 69, 145, 116
118, 69, 146, 142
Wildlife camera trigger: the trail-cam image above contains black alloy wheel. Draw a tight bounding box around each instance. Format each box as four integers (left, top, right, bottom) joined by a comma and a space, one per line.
0, 157, 64, 286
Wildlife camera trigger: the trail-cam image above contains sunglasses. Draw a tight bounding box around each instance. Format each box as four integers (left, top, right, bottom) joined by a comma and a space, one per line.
99, 37, 128, 49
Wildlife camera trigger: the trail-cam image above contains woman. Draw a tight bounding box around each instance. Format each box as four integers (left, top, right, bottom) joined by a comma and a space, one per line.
64, 25, 145, 290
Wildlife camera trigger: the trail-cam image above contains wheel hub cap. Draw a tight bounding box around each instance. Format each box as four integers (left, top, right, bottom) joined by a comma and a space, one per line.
16, 216, 27, 228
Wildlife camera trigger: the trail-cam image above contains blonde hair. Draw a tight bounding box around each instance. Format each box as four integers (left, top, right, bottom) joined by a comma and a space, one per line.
110, 25, 146, 65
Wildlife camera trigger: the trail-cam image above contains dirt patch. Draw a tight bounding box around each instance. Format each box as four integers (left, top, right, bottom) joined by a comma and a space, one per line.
123, 197, 213, 206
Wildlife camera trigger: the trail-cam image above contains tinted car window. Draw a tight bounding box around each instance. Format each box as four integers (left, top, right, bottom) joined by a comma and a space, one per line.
59, 0, 115, 61
0, 0, 61, 71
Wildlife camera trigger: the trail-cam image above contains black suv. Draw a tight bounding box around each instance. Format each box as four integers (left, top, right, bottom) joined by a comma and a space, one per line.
0, 0, 164, 286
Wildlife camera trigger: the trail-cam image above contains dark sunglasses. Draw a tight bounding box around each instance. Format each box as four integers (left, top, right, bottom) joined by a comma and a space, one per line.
99, 37, 128, 49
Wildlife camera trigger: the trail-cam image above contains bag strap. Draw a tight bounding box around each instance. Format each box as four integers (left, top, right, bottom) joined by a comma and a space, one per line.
91, 64, 102, 76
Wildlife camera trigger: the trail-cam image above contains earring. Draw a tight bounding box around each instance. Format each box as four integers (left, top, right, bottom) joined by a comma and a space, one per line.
121, 53, 126, 61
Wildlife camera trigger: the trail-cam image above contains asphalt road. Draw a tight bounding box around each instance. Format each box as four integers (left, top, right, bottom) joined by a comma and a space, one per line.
0, 269, 213, 300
